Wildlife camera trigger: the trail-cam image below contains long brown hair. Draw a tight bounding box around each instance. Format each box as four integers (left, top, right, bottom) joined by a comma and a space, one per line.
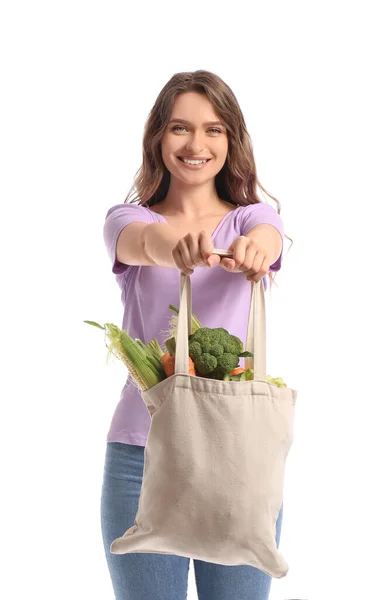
124, 70, 293, 292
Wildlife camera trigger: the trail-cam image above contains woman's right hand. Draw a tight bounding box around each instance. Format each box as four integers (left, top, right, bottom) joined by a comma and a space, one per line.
172, 230, 222, 275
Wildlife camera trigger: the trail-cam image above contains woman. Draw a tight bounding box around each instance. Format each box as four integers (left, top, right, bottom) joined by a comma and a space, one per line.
101, 69, 292, 600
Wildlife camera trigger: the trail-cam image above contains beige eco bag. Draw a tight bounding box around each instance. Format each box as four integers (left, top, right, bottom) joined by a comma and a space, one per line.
110, 272, 297, 578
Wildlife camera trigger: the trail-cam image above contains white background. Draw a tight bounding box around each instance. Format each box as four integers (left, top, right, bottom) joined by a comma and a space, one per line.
1, 1, 385, 599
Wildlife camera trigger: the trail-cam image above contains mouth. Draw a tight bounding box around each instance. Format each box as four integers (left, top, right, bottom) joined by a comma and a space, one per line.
177, 157, 212, 170
178, 157, 211, 162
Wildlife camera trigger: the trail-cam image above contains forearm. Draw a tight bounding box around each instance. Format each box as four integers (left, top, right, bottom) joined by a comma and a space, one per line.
141, 222, 181, 268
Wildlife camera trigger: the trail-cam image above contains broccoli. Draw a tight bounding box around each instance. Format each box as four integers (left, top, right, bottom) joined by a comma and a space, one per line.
188, 327, 247, 379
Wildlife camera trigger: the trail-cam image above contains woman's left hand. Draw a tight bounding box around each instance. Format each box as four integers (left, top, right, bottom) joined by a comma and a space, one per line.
218, 235, 275, 282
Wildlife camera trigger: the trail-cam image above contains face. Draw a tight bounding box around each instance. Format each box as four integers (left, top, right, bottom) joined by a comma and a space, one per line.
161, 91, 229, 183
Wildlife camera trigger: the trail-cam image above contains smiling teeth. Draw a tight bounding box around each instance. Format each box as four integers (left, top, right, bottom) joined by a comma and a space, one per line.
183, 158, 208, 164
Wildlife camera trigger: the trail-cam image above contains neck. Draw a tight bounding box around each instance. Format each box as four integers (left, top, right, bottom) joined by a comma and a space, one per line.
156, 178, 231, 218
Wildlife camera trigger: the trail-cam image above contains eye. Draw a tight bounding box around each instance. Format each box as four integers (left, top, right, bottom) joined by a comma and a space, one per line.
171, 125, 222, 134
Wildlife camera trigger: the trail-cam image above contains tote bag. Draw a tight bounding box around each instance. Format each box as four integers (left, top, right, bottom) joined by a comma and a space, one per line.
110, 272, 297, 578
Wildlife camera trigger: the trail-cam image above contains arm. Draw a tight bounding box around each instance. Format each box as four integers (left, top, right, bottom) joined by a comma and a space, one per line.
115, 221, 180, 268
141, 222, 182, 268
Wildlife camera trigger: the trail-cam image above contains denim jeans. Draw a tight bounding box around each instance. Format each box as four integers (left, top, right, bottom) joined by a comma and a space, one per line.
101, 441, 283, 600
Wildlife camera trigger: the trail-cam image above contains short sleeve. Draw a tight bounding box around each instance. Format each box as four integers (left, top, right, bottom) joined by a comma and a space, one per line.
238, 202, 284, 272
103, 203, 154, 274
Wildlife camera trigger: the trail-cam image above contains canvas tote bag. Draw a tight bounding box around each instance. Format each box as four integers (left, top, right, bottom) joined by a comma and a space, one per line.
110, 272, 297, 578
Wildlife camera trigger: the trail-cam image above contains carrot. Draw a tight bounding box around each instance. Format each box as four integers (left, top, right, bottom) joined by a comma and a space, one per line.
161, 352, 196, 377
230, 367, 245, 376
161, 352, 175, 376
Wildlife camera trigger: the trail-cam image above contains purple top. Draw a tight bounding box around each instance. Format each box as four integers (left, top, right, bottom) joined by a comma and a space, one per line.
103, 202, 284, 446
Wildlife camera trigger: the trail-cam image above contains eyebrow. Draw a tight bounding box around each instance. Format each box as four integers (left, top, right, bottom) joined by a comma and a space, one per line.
168, 118, 224, 127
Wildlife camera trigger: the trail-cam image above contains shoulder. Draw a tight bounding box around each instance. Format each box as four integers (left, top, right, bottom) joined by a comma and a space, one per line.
237, 202, 279, 217
236, 202, 284, 236
104, 202, 155, 222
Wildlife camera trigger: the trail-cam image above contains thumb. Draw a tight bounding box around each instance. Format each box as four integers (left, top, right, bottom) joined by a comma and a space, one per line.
219, 257, 236, 270
206, 254, 221, 267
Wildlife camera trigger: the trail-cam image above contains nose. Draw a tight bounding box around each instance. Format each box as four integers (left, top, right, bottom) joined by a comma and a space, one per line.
185, 130, 206, 154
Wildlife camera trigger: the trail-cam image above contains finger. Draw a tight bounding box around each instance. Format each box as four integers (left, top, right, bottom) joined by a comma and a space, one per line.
183, 247, 197, 270
220, 258, 236, 270
238, 243, 260, 271
221, 258, 244, 272
242, 254, 264, 277
230, 235, 248, 266
186, 234, 206, 266
174, 244, 194, 275
172, 247, 184, 271
182, 232, 209, 266
206, 254, 221, 267
199, 230, 215, 262
244, 256, 270, 281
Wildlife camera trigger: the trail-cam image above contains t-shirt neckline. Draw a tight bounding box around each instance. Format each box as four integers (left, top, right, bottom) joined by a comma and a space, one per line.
145, 204, 240, 240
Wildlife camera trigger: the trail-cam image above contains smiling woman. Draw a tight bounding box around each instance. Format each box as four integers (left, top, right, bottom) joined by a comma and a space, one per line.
101, 69, 292, 600
123, 70, 293, 293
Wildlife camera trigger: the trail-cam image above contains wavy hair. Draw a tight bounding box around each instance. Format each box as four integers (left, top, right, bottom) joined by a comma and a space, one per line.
124, 70, 293, 292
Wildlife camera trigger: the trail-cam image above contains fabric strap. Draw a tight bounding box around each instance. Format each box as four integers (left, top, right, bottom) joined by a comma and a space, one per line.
175, 274, 267, 380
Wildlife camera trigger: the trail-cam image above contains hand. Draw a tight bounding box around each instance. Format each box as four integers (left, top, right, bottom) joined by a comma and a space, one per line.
172, 230, 221, 275
218, 235, 272, 282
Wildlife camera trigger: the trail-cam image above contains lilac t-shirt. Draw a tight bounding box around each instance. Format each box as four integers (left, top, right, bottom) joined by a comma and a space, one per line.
103, 202, 284, 447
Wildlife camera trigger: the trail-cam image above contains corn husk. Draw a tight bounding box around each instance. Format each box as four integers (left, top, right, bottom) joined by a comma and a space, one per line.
160, 304, 203, 352
147, 337, 165, 359
134, 338, 165, 378
83, 321, 166, 391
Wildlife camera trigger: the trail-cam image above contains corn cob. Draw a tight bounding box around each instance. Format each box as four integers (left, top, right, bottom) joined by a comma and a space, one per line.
119, 330, 163, 389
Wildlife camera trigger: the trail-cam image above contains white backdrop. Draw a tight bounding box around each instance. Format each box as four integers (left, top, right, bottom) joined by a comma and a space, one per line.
1, 1, 385, 599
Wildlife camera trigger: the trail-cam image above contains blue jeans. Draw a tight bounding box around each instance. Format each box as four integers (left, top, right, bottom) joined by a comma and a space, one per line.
100, 441, 283, 600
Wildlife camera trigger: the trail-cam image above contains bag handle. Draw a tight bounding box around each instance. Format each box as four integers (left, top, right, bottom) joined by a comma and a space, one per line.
175, 274, 267, 381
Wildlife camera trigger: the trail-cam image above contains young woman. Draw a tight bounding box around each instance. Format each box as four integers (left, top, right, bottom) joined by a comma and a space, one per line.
101, 70, 292, 600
